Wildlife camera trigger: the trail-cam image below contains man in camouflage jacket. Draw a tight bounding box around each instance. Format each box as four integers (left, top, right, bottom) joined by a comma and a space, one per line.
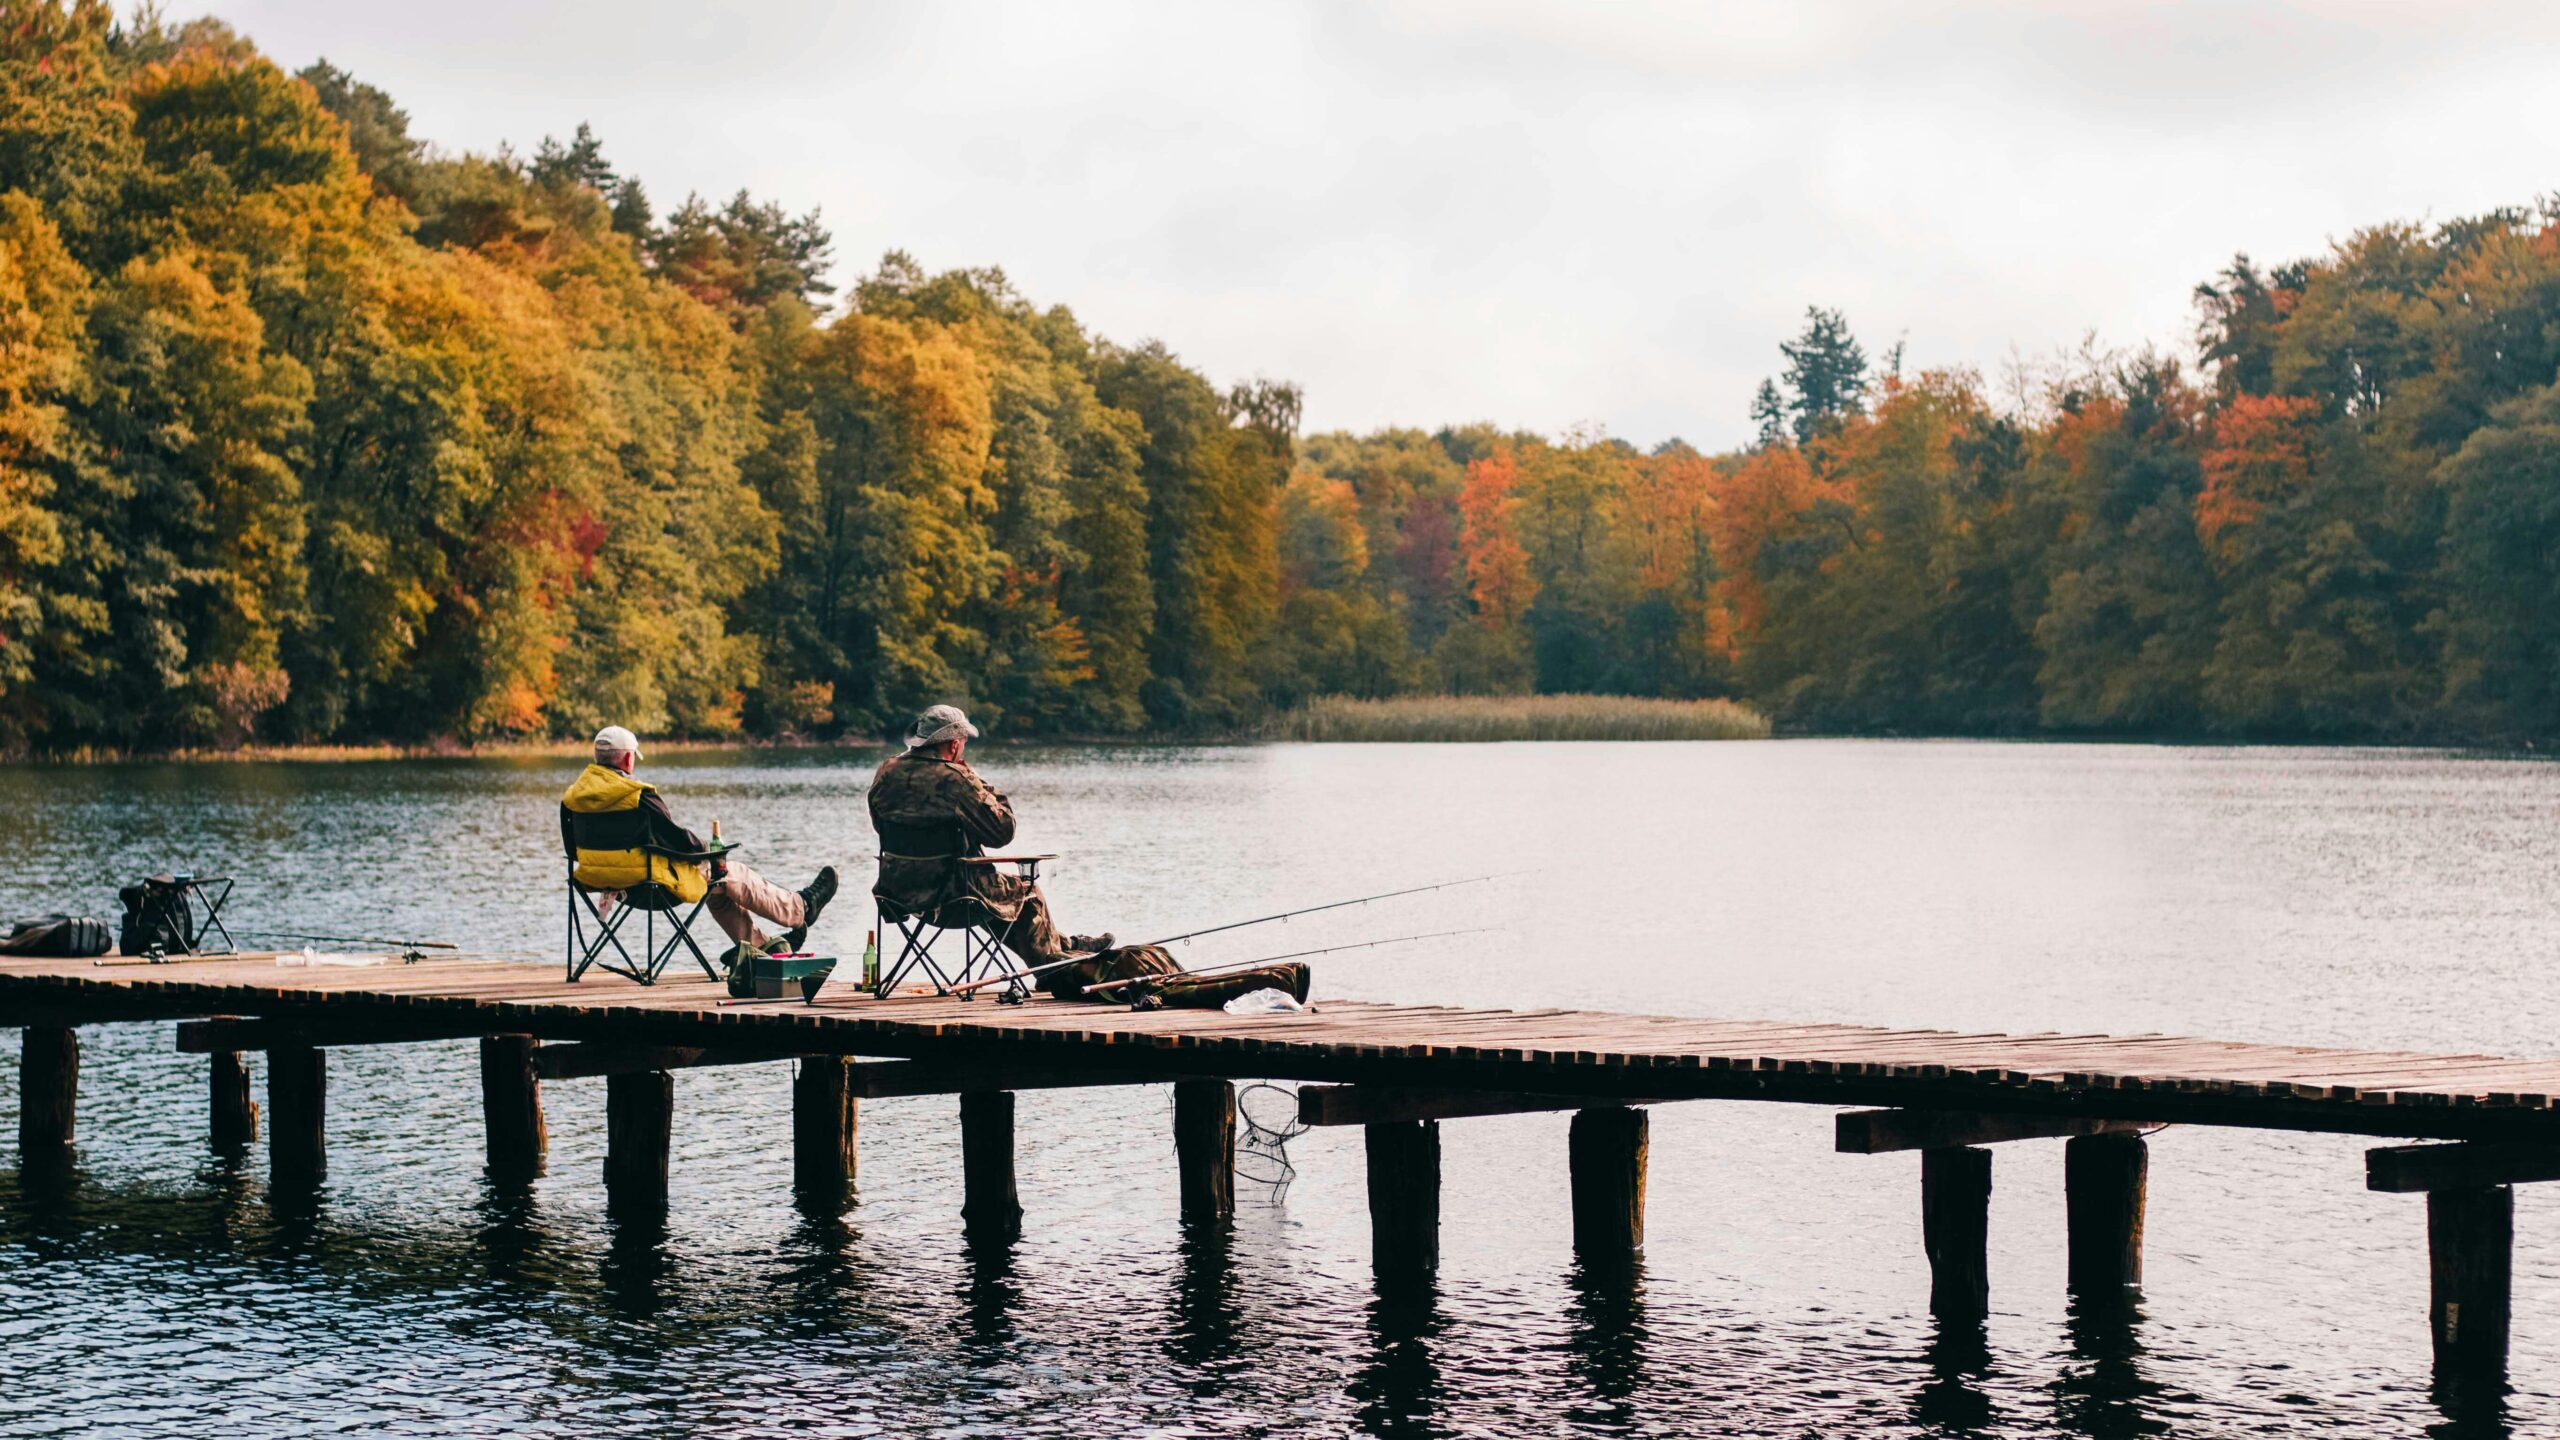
869, 705, 1312, 1008
868, 704, 1107, 966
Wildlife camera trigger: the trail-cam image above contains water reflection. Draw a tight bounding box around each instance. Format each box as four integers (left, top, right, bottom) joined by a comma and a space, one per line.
960, 1231, 1023, 1354
1351, 1275, 1447, 1440
1169, 1220, 1243, 1372
264, 1173, 327, 1241
2049, 1294, 2168, 1438
1911, 1315, 1997, 1435
599, 1210, 675, 1319
2430, 1360, 2515, 1439
470, 1184, 549, 1287
1563, 1258, 1649, 1427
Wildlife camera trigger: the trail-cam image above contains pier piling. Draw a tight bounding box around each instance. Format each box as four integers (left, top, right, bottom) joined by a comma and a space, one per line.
19, 1025, 77, 1167
1568, 1105, 1648, 1266
209, 1050, 257, 1152
604, 1070, 674, 1210
2065, 1132, 2147, 1293
2428, 1186, 2513, 1375
1173, 1079, 1236, 1225
1922, 1146, 1993, 1319
479, 1035, 546, 1182
793, 1056, 859, 1209
960, 1090, 1022, 1236
1365, 1118, 1441, 1278
266, 1045, 326, 1184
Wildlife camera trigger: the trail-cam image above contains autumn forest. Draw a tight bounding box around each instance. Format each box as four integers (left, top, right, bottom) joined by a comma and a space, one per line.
5, 3, 2560, 752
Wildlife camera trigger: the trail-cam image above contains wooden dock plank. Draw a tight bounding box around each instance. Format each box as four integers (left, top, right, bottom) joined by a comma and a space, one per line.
9, 956, 2560, 1139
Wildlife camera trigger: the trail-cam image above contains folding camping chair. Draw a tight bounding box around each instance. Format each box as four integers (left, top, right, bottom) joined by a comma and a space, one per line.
565, 839, 732, 986
121, 873, 237, 957
872, 854, 1054, 1001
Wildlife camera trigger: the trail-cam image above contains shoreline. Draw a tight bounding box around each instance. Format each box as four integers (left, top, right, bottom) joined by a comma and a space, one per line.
4, 730, 2540, 766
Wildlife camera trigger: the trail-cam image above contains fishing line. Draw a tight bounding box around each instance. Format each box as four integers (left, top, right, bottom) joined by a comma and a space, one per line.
1142, 871, 1529, 949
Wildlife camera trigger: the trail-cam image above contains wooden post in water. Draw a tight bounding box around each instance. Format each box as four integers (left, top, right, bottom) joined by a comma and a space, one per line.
2428, 1186, 2512, 1376
479, 1035, 546, 1182
2065, 1132, 2146, 1292
960, 1090, 1022, 1236
793, 1056, 859, 1208
1922, 1146, 1992, 1319
1365, 1118, 1441, 1278
209, 1050, 257, 1152
1569, 1105, 1648, 1266
19, 1026, 77, 1167
266, 1045, 326, 1184
1173, 1079, 1236, 1225
604, 1070, 674, 1210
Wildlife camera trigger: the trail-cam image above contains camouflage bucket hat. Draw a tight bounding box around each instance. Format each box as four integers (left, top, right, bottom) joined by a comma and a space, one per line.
904, 704, 980, 751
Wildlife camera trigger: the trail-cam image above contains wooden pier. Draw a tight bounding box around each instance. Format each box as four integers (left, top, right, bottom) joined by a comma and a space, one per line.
8, 952, 2560, 1382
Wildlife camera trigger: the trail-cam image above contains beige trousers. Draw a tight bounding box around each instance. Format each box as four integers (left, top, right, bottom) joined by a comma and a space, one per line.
705, 861, 807, 949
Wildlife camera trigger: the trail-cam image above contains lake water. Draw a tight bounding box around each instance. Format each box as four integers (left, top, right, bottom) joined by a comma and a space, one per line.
1, 740, 2555, 1437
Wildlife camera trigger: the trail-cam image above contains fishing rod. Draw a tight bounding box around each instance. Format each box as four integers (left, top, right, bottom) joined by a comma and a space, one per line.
1142, 872, 1520, 949
946, 871, 1519, 997
237, 930, 461, 952
1076, 926, 1493, 997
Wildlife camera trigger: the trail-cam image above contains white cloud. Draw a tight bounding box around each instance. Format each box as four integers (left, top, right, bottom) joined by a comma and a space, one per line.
208, 0, 2560, 449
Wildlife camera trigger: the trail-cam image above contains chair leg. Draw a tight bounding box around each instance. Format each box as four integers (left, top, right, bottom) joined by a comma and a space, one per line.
589, 897, 644, 983
571, 888, 641, 983
877, 916, 950, 997
670, 898, 722, 983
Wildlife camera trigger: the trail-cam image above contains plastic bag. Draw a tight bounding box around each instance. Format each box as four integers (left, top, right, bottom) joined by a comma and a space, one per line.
1223, 987, 1305, 1014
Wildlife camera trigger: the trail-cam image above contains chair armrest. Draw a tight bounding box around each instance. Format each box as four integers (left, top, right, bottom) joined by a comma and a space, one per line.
647, 841, 739, 864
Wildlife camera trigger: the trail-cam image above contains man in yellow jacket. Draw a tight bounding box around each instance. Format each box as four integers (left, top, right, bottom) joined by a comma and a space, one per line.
561, 726, 837, 954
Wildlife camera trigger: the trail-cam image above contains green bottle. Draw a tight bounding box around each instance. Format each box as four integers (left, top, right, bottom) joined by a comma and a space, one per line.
861, 929, 879, 991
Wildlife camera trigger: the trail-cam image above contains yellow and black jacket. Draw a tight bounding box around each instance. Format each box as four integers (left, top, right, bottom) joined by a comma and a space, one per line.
559, 764, 710, 901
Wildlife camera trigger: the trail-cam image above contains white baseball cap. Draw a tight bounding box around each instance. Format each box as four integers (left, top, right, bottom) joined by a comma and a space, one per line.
594, 725, 642, 764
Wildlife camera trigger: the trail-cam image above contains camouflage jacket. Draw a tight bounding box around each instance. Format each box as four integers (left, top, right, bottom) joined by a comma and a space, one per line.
867, 752, 1030, 921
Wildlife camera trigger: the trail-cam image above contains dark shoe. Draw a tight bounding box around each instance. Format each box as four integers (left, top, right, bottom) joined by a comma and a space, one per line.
1067, 932, 1115, 953
722, 942, 760, 997
786, 866, 839, 950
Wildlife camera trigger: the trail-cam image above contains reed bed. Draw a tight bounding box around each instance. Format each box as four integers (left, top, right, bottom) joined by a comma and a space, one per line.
22, 736, 781, 765
1274, 694, 1771, 743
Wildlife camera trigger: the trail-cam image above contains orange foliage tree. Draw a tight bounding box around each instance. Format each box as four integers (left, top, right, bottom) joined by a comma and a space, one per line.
2195, 392, 2318, 557
1455, 447, 1534, 630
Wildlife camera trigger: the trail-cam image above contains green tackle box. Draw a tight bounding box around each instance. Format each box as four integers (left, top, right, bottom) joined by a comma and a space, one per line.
742, 953, 836, 1001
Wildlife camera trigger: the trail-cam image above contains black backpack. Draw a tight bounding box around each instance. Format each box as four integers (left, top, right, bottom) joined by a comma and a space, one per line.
0, 914, 113, 958
117, 878, 198, 957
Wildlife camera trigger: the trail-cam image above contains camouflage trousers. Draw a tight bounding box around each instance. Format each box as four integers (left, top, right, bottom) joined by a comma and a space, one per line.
974, 886, 1071, 965
1038, 943, 1311, 1009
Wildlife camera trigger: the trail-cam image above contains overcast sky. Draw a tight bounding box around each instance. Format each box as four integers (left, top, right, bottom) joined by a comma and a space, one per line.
202, 0, 2560, 450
